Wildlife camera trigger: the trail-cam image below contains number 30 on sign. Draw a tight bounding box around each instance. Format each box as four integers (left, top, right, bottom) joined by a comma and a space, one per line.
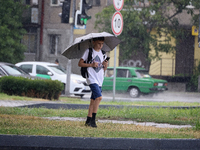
111, 11, 123, 36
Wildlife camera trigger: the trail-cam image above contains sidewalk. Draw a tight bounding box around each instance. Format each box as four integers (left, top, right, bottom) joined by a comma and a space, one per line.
1, 134, 200, 150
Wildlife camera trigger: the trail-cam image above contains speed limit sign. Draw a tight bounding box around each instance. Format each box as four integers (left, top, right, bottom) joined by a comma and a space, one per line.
111, 11, 123, 36
113, 0, 124, 11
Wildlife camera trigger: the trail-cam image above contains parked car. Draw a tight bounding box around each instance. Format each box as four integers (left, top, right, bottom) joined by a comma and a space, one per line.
15, 61, 91, 97
102, 67, 168, 98
0, 62, 36, 78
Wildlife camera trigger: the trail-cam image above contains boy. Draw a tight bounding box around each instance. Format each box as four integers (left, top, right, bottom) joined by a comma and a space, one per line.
78, 37, 109, 128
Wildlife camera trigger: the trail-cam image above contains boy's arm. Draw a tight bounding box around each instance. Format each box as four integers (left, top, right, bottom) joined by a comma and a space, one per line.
102, 60, 109, 71
78, 58, 98, 68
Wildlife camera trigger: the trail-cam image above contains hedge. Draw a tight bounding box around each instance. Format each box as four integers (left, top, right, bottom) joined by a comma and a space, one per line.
0, 76, 64, 100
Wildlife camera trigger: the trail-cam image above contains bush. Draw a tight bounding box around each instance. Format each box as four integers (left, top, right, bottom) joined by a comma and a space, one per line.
186, 61, 200, 92
0, 76, 64, 100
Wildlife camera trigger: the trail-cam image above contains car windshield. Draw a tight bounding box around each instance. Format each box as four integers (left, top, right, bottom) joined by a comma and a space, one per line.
48, 65, 66, 75
135, 70, 151, 78
1, 64, 28, 75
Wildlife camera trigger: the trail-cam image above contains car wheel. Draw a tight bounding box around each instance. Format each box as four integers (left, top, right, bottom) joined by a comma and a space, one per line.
74, 94, 84, 98
129, 87, 140, 98
61, 84, 65, 95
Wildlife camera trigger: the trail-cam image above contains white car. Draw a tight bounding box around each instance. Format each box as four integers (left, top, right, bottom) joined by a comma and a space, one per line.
15, 61, 90, 97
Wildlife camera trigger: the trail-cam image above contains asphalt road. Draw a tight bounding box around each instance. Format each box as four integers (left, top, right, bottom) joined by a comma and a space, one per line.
80, 91, 200, 103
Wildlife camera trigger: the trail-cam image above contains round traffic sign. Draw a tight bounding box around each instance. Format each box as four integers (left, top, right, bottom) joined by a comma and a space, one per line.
113, 0, 124, 11
111, 11, 123, 36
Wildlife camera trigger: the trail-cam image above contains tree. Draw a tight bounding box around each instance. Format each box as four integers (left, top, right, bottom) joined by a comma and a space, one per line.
0, 0, 27, 64
95, 0, 199, 68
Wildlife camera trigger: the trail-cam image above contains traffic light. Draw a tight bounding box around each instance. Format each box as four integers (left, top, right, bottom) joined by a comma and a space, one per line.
75, 0, 92, 27
61, 0, 71, 23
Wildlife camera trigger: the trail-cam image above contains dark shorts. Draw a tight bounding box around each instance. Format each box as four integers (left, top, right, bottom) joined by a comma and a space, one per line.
89, 83, 102, 100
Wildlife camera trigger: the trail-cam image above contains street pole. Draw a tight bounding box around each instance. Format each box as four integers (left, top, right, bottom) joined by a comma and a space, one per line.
113, 46, 117, 101
65, 0, 75, 95
198, 8, 200, 48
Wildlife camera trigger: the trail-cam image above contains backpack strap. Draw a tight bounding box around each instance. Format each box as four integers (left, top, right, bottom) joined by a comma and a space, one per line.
87, 48, 93, 64
102, 50, 106, 59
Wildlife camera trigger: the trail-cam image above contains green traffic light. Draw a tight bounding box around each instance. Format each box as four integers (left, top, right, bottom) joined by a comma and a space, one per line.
81, 16, 91, 25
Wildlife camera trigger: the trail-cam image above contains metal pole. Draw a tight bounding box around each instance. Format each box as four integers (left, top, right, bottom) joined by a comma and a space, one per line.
65, 0, 75, 96
198, 8, 200, 48
113, 46, 117, 101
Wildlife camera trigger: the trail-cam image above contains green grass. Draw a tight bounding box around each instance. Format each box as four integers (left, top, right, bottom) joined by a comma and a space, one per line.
0, 106, 199, 125
0, 114, 200, 139
0, 92, 200, 138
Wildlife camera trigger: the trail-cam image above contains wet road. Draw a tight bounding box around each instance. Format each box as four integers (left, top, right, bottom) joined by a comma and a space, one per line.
80, 91, 200, 103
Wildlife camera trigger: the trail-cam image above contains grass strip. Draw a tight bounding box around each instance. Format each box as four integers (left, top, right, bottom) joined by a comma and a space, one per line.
0, 107, 199, 126
0, 114, 199, 139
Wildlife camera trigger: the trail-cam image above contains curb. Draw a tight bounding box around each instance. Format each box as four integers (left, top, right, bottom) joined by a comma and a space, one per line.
0, 134, 200, 150
20, 103, 200, 110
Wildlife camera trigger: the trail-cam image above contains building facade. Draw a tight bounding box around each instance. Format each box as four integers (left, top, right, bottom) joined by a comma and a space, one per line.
21, 0, 200, 77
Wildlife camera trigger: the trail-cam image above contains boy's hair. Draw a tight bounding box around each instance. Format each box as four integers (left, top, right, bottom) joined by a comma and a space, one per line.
93, 37, 104, 42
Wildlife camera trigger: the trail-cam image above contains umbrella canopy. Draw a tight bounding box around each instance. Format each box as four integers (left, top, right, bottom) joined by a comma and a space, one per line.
62, 32, 121, 59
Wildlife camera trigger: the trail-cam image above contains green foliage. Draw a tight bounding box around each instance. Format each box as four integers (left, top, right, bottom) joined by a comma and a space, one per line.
0, 0, 27, 63
0, 76, 64, 100
195, 119, 200, 131
95, 0, 199, 64
186, 61, 200, 92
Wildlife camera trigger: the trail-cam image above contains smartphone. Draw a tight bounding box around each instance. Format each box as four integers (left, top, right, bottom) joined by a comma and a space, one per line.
105, 57, 110, 61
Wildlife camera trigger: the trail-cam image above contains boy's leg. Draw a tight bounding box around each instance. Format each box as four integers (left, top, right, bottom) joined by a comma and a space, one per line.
90, 96, 102, 127
93, 96, 102, 113
85, 83, 102, 127
85, 99, 94, 126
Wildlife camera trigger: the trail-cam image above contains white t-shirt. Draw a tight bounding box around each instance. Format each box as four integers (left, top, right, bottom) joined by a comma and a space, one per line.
81, 48, 106, 86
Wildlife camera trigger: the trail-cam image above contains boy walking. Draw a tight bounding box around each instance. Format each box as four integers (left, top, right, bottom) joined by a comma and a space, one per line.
78, 37, 108, 128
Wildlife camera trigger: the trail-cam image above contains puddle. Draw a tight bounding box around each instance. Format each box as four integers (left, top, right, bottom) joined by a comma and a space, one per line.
44, 117, 192, 129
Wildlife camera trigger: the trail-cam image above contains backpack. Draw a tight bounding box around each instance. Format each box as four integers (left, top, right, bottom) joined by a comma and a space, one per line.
81, 48, 106, 78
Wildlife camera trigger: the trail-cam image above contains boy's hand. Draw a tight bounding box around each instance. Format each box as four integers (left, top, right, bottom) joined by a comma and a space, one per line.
102, 60, 108, 68
91, 62, 99, 68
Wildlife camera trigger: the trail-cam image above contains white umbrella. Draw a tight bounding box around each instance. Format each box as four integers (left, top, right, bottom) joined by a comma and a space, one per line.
62, 32, 121, 59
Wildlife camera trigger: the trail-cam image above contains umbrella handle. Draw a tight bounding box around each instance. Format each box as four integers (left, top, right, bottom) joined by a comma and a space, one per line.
78, 43, 80, 50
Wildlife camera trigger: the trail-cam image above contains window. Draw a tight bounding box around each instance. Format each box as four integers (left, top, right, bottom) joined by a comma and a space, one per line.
0, 69, 6, 76
105, 69, 114, 77
92, 0, 101, 6
20, 64, 33, 73
22, 33, 37, 53
25, 0, 31, 5
117, 69, 131, 78
36, 65, 50, 75
49, 34, 61, 55
51, 0, 61, 6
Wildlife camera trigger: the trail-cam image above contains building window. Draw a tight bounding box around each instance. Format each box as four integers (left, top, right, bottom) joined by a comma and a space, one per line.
51, 0, 63, 6
49, 35, 61, 55
92, 0, 101, 6
22, 33, 37, 53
